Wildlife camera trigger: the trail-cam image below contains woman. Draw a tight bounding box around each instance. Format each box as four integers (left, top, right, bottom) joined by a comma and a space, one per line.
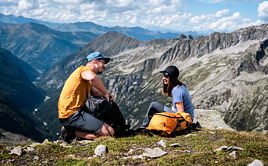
141, 65, 194, 127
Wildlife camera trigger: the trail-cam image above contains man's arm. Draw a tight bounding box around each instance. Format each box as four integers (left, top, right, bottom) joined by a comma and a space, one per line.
91, 86, 104, 96
81, 70, 109, 101
91, 87, 116, 101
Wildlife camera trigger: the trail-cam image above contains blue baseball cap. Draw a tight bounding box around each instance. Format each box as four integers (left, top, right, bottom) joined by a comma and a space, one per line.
86, 52, 110, 64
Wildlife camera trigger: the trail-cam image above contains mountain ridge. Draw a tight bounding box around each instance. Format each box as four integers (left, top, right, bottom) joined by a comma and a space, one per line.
0, 13, 201, 41
0, 22, 98, 74
0, 48, 45, 141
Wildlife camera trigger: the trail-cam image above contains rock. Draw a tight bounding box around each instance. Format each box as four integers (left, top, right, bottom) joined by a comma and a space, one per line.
33, 156, 39, 160
143, 148, 167, 158
229, 151, 237, 159
87, 156, 97, 159
42, 139, 49, 144
26, 146, 35, 152
79, 140, 95, 145
94, 145, 107, 156
157, 140, 167, 148
214, 146, 228, 152
30, 143, 40, 147
174, 150, 191, 153
122, 155, 144, 160
185, 134, 197, 137
10, 146, 22, 156
53, 140, 62, 144
169, 143, 181, 147
127, 148, 135, 155
214, 146, 244, 152
194, 109, 234, 130
261, 130, 268, 135
248, 160, 264, 166
59, 143, 72, 148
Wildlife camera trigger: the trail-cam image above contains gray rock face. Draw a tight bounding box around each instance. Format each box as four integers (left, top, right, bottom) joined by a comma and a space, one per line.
194, 109, 233, 130
38, 24, 268, 137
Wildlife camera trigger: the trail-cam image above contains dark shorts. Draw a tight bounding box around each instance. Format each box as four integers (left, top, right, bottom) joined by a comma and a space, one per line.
59, 109, 104, 133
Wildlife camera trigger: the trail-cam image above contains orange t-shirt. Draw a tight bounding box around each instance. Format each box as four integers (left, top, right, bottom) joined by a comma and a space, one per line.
58, 66, 93, 119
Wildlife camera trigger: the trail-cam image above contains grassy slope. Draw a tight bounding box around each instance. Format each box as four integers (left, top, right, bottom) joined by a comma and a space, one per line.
0, 129, 267, 165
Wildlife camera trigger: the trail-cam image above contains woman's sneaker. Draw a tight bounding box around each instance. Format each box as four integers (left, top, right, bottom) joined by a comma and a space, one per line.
61, 126, 75, 143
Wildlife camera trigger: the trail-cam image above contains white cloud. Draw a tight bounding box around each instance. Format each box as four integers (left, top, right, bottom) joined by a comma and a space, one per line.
53, 0, 83, 5
199, 0, 225, 3
107, 0, 133, 8
0, 0, 264, 32
18, 0, 33, 10
215, 9, 229, 17
190, 9, 229, 24
189, 10, 263, 32
258, 1, 268, 21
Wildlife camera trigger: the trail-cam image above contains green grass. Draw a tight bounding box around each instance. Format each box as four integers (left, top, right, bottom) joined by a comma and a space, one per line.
0, 129, 267, 165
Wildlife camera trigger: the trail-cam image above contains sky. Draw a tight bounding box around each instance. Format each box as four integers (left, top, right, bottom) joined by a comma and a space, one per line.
0, 0, 267, 32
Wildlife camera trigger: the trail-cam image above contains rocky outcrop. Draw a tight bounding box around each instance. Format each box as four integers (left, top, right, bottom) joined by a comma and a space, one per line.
223, 42, 268, 131
158, 24, 268, 65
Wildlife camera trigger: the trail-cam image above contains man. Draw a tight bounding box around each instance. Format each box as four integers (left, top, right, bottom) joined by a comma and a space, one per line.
58, 52, 115, 143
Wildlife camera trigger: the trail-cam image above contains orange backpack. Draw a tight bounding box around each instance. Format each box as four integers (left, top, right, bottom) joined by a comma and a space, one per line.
146, 112, 192, 136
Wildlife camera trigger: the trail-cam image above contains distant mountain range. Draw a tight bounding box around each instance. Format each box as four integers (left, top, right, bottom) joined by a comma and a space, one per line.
0, 13, 57, 27
0, 13, 201, 41
0, 22, 98, 75
50, 22, 200, 40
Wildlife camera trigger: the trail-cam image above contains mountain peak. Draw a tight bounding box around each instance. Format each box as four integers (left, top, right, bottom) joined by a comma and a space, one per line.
86, 31, 142, 57
99, 31, 136, 40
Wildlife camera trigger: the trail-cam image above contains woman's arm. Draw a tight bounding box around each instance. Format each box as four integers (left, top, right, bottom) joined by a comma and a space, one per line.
175, 102, 184, 113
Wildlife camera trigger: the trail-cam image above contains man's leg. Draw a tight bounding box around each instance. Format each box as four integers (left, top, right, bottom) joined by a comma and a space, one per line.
67, 110, 114, 140
75, 122, 114, 139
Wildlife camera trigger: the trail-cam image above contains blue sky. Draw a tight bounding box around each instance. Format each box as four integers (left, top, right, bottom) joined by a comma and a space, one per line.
0, 0, 267, 32
189, 1, 259, 19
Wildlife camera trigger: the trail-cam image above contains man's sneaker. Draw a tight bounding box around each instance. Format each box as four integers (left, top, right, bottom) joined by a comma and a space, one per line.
61, 126, 75, 143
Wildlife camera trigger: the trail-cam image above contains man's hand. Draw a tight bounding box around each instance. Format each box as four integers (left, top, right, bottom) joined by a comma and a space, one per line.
109, 94, 115, 102
103, 93, 110, 102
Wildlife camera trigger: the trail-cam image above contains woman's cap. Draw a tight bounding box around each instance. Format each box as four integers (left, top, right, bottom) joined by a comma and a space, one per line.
86, 52, 110, 64
159, 66, 180, 78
